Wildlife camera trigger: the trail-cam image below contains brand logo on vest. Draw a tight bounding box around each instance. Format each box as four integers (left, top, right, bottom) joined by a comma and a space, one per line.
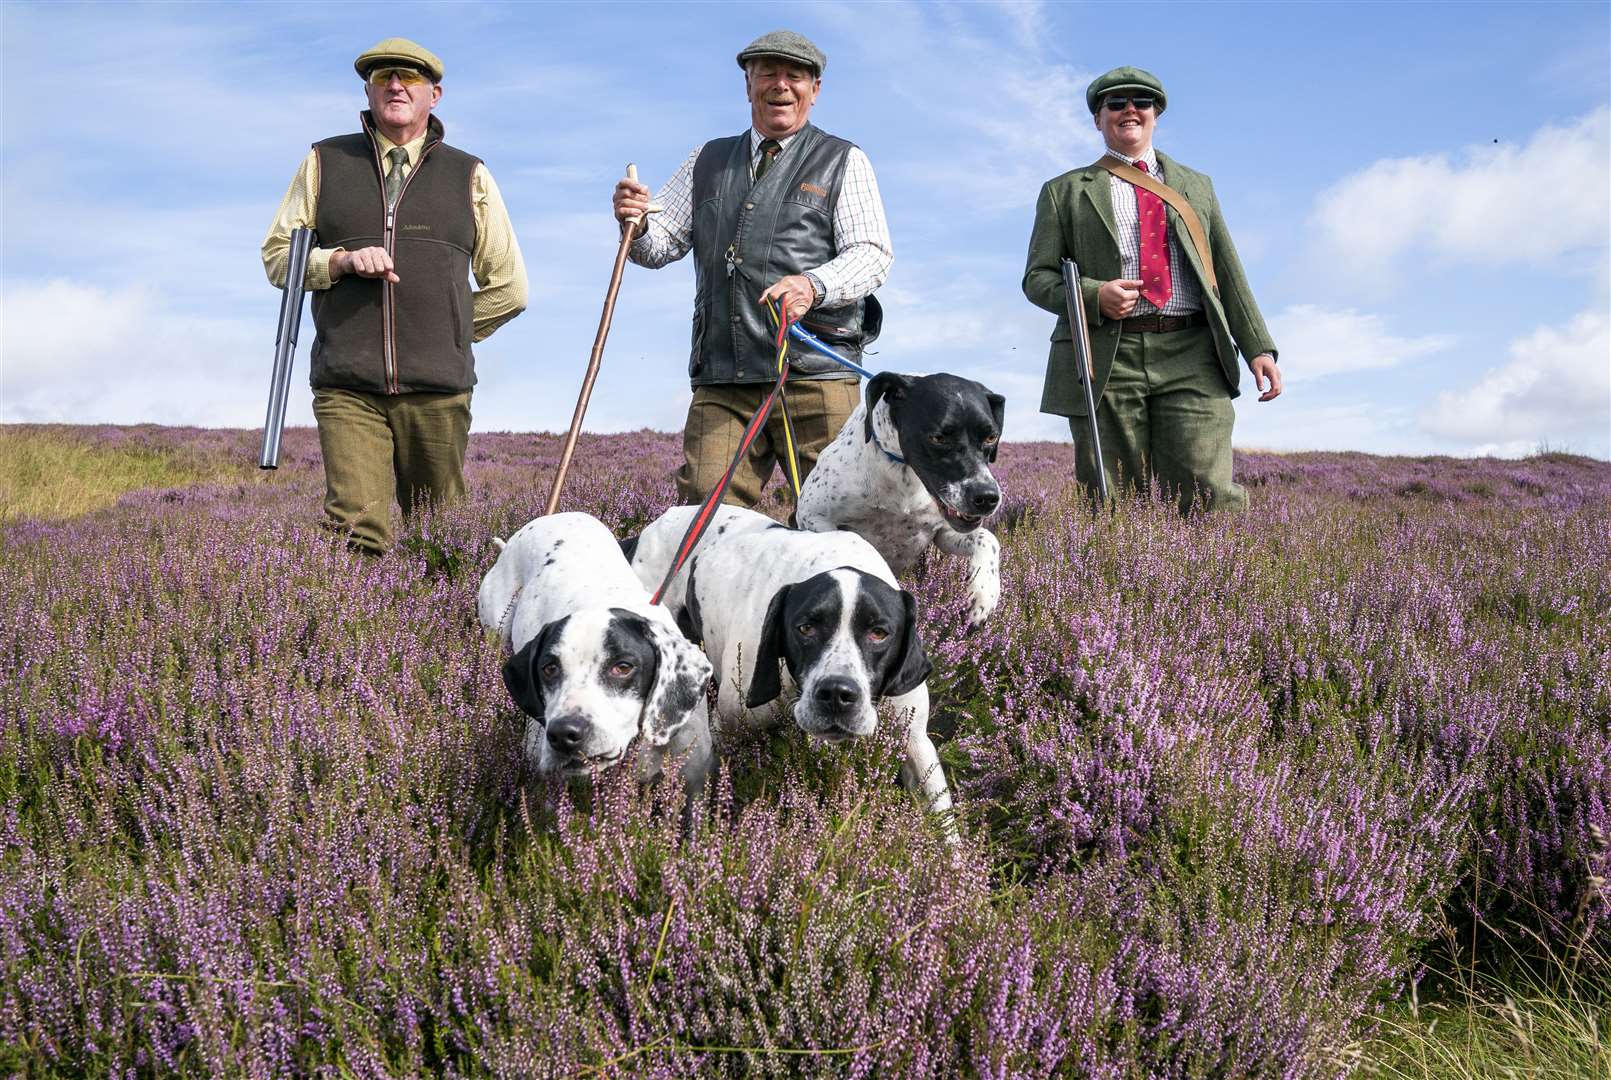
798, 182, 828, 197
401, 223, 433, 232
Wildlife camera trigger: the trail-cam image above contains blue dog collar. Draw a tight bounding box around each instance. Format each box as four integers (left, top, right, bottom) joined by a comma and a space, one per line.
870, 426, 905, 466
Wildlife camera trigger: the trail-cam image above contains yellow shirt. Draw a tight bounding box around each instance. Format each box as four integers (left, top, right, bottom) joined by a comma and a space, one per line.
261, 128, 527, 343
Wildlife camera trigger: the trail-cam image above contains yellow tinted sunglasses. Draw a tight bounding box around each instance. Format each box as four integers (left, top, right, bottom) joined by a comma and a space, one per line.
366, 66, 430, 87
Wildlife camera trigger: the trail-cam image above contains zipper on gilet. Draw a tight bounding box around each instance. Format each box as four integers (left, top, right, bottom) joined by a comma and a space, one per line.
369, 133, 439, 394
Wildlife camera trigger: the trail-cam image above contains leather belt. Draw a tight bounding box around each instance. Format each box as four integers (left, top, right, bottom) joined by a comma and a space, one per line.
1119, 311, 1207, 334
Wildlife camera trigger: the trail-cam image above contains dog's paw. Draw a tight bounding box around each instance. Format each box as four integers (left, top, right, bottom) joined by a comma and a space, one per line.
964, 577, 1000, 630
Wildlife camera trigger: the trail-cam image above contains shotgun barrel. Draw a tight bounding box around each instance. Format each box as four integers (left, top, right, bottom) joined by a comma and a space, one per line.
1061, 258, 1109, 502
259, 226, 314, 470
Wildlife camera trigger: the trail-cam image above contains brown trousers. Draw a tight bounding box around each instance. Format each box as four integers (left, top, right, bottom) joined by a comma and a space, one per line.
676, 379, 860, 507
311, 387, 472, 554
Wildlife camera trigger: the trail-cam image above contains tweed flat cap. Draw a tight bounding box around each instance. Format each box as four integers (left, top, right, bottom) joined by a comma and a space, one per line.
354, 37, 444, 82
1086, 66, 1167, 114
736, 30, 825, 76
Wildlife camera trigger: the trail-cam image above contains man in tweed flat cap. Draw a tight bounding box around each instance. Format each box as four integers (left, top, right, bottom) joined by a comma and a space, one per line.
262, 37, 527, 555
612, 30, 893, 508
1023, 66, 1282, 514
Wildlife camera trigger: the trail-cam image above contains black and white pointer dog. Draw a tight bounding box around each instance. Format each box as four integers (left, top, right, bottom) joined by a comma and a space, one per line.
797, 372, 1005, 629
628, 505, 954, 825
478, 512, 714, 792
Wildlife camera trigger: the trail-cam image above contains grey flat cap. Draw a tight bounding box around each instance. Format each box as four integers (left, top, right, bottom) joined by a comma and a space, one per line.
736, 30, 825, 76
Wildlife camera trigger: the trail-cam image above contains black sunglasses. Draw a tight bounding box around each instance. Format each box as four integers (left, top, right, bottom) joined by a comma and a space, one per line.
1103, 95, 1157, 112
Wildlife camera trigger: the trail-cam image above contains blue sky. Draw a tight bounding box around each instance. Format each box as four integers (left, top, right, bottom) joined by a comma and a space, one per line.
3, 0, 1608, 457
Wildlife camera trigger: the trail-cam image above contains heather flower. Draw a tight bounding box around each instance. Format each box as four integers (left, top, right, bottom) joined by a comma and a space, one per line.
1, 428, 1605, 1076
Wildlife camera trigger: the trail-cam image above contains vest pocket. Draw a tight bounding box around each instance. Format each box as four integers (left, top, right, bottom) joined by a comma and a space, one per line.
447, 283, 467, 347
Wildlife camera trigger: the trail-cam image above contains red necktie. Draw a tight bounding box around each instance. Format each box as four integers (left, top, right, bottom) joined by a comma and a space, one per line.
1135, 160, 1173, 308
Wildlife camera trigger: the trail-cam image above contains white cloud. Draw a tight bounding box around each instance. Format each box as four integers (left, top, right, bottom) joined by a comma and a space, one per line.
1232, 399, 1424, 456
1421, 306, 1610, 455
0, 274, 696, 436
817, 0, 1100, 213
0, 281, 152, 380
1311, 109, 1610, 278
1, 279, 270, 426
1265, 304, 1453, 381
1465, 439, 1540, 459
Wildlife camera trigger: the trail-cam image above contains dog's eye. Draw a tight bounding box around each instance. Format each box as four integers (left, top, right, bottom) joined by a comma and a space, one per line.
982, 434, 999, 447
928, 433, 949, 446
795, 623, 816, 637
609, 660, 636, 678
866, 626, 890, 643
540, 661, 560, 680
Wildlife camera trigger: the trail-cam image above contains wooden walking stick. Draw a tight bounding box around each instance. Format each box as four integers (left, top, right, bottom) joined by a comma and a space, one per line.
544, 164, 661, 515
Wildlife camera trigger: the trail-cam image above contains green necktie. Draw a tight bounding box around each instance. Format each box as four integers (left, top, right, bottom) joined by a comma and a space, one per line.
754, 138, 781, 182
385, 146, 409, 207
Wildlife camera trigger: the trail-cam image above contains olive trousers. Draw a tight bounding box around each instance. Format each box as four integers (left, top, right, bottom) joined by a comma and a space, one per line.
1070, 325, 1247, 514
312, 387, 472, 554
676, 378, 860, 507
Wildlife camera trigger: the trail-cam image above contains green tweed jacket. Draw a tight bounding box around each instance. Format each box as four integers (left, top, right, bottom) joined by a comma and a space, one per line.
1022, 152, 1277, 417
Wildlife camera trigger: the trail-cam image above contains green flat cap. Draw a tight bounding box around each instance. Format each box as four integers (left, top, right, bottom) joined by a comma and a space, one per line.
736, 30, 825, 76
354, 37, 444, 83
1086, 65, 1167, 114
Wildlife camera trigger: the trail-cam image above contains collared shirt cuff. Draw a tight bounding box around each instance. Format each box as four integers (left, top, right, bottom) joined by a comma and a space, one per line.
307, 247, 339, 290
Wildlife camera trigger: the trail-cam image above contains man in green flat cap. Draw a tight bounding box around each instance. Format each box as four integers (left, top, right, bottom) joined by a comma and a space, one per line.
1023, 65, 1281, 514
612, 30, 892, 508
262, 37, 528, 555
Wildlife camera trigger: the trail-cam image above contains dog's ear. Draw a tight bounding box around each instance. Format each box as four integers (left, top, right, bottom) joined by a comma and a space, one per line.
864, 372, 915, 443
638, 616, 713, 747
986, 393, 1006, 464
501, 617, 564, 724
879, 590, 934, 698
676, 558, 705, 643
744, 583, 792, 708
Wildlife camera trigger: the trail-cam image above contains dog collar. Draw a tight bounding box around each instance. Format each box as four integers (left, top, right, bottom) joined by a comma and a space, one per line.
870, 425, 906, 466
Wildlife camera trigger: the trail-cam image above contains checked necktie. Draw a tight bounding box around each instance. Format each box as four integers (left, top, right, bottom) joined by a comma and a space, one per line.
384, 146, 410, 208
754, 138, 782, 182
1135, 160, 1173, 309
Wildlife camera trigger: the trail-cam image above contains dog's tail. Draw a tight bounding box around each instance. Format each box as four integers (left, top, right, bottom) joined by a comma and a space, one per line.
492, 536, 507, 552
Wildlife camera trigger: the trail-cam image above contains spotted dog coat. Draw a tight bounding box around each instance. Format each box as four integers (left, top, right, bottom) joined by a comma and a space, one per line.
797, 372, 1005, 629
478, 512, 713, 791
620, 504, 778, 635
627, 505, 955, 827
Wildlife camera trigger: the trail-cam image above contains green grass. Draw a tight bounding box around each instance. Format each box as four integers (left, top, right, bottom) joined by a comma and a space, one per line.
1352, 917, 1609, 1079
0, 425, 250, 522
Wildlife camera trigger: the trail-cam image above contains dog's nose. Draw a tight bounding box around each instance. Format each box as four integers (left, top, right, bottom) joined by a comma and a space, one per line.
969, 487, 1001, 515
813, 676, 862, 717
546, 715, 588, 754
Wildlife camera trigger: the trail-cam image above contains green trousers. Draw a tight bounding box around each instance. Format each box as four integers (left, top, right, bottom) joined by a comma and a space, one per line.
311, 387, 472, 554
676, 379, 860, 507
1069, 326, 1247, 514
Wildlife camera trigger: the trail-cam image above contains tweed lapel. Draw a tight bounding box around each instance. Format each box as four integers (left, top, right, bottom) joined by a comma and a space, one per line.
1076, 163, 1121, 254
1155, 151, 1214, 289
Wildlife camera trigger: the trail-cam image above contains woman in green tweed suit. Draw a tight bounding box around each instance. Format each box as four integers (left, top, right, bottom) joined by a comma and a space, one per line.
1022, 65, 1282, 513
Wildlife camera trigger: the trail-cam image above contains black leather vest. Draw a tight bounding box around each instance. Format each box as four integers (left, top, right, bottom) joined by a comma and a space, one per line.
310, 113, 479, 394
688, 124, 875, 386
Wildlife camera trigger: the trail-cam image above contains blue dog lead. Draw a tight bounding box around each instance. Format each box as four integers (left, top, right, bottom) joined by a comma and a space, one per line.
785, 320, 876, 380
764, 301, 900, 462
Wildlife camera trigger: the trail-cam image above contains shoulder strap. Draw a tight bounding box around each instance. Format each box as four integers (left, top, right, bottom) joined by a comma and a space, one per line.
1094, 155, 1217, 293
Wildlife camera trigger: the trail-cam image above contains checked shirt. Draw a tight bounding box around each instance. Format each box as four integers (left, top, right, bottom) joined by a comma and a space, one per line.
1105, 145, 1202, 318
630, 129, 893, 309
